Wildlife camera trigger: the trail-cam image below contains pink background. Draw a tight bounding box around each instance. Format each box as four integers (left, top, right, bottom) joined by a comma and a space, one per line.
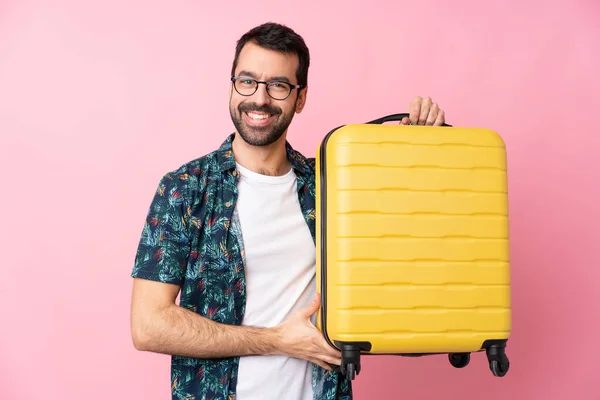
1, 0, 599, 399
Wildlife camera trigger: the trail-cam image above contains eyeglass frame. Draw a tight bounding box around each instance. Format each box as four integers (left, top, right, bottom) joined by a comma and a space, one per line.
230, 75, 306, 100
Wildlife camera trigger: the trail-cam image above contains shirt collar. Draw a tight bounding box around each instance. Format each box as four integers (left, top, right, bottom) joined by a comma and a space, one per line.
216, 133, 312, 176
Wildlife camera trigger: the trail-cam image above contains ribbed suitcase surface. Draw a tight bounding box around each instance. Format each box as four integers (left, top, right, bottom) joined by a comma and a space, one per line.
316, 122, 511, 379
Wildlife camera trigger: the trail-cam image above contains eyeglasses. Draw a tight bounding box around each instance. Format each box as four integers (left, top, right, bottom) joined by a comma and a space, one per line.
231, 75, 305, 100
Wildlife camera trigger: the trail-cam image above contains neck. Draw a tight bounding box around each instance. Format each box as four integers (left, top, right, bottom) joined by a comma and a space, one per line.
231, 132, 292, 176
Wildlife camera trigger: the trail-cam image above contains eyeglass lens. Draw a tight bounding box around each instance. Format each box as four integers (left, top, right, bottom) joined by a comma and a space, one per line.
234, 78, 291, 100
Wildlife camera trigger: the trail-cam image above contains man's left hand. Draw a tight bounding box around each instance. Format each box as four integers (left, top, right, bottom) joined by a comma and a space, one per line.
400, 96, 445, 126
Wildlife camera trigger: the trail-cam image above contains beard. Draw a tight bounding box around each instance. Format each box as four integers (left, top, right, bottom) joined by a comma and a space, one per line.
229, 100, 296, 147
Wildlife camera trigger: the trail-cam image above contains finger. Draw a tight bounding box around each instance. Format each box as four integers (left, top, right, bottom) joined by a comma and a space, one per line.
300, 293, 321, 318
400, 117, 410, 125
434, 109, 445, 126
310, 332, 341, 356
309, 358, 332, 371
318, 354, 342, 366
419, 97, 432, 125
426, 103, 439, 126
321, 341, 342, 358
409, 96, 421, 125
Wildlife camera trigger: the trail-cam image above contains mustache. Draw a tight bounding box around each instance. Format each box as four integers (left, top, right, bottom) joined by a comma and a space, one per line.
238, 103, 282, 115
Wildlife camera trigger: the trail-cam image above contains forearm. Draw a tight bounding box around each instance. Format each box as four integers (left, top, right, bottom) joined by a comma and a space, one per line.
133, 303, 279, 359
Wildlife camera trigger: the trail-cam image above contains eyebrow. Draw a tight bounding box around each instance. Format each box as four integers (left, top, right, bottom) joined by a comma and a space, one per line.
270, 76, 292, 83
238, 70, 292, 84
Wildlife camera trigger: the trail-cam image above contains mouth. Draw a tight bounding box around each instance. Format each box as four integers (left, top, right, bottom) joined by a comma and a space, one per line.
243, 111, 276, 127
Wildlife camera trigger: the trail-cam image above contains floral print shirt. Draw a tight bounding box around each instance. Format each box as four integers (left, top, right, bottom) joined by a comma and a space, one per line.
131, 134, 352, 400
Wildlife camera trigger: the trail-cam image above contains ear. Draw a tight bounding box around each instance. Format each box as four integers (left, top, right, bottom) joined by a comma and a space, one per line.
294, 87, 308, 114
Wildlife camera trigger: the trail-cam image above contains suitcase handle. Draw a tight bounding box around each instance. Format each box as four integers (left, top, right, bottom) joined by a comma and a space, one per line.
366, 113, 451, 127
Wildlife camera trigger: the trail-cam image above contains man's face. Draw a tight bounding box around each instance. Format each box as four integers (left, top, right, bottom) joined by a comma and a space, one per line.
229, 41, 306, 147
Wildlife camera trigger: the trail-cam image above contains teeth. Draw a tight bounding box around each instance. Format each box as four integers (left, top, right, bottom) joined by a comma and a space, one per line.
247, 112, 270, 120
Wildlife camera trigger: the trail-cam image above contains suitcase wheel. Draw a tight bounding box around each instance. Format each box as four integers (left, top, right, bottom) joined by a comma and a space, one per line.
485, 342, 510, 377
340, 356, 361, 381
489, 357, 510, 377
343, 363, 358, 380
448, 352, 470, 368
335, 341, 371, 381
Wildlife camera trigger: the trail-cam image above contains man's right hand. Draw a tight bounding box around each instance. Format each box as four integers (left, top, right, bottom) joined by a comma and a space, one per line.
270, 293, 342, 371
131, 278, 341, 367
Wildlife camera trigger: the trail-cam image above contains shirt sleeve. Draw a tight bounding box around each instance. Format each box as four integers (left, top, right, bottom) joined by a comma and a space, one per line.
131, 170, 191, 285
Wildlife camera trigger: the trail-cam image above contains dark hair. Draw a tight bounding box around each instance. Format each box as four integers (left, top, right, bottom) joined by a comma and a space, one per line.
231, 22, 310, 88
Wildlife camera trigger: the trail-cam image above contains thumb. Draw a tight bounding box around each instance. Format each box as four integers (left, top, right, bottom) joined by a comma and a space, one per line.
301, 293, 321, 318
400, 117, 410, 125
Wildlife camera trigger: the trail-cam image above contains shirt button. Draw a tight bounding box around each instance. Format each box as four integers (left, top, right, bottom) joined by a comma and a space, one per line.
225, 201, 231, 207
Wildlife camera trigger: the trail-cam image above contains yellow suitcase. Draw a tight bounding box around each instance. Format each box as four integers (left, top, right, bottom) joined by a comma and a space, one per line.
315, 113, 511, 380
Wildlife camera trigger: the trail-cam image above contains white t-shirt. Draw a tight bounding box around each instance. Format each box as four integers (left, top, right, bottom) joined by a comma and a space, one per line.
233, 162, 316, 400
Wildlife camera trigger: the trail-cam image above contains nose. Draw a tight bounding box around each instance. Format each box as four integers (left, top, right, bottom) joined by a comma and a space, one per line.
252, 82, 271, 105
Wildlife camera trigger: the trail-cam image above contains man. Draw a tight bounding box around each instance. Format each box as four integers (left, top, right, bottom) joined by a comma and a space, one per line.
130, 22, 447, 400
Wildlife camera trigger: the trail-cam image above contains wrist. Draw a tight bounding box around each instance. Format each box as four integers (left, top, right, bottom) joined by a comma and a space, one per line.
263, 326, 282, 356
